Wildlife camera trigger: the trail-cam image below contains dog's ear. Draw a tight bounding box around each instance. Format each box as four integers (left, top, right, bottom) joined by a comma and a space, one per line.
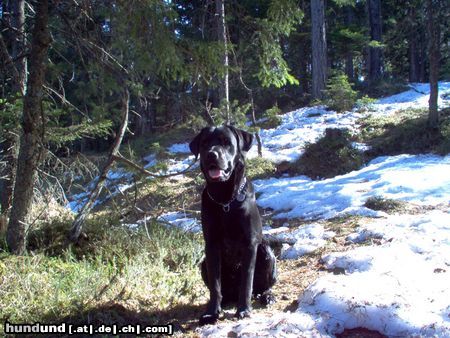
228, 126, 254, 153
189, 128, 208, 159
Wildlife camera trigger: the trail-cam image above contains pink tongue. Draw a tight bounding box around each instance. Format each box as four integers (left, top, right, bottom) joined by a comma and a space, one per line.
208, 169, 222, 179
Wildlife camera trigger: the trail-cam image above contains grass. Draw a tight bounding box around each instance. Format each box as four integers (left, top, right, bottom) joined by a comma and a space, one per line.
0, 215, 205, 333
359, 107, 450, 157
364, 196, 407, 214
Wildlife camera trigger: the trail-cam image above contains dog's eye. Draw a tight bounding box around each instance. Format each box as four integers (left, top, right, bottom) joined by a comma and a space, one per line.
221, 139, 231, 146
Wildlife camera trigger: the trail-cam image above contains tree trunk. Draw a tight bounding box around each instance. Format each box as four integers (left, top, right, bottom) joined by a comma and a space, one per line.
427, 0, 440, 128
215, 0, 229, 121
311, 0, 327, 100
0, 0, 26, 218
7, 0, 51, 254
344, 6, 354, 81
409, 37, 420, 83
367, 0, 382, 83
419, 45, 427, 83
11, 0, 27, 93
408, 6, 420, 83
69, 88, 130, 242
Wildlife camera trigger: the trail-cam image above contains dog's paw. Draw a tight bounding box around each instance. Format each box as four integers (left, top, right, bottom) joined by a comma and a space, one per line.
259, 291, 276, 306
235, 308, 252, 320
199, 313, 219, 326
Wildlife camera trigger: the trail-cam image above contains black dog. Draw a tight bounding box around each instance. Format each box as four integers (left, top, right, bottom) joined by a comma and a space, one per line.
189, 125, 277, 325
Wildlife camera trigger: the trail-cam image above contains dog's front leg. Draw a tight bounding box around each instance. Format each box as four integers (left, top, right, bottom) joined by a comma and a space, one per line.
199, 243, 222, 325
236, 242, 257, 319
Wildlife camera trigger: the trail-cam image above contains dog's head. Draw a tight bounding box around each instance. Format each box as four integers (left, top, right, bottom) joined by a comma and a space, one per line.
189, 126, 253, 182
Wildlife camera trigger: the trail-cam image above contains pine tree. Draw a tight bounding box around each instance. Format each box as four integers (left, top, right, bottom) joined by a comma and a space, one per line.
311, 0, 327, 99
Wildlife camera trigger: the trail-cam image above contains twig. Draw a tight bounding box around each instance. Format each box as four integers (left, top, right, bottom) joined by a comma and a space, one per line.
43, 84, 89, 118
37, 168, 69, 205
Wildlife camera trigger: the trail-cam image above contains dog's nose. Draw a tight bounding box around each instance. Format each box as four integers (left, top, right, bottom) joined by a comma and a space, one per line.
207, 151, 219, 161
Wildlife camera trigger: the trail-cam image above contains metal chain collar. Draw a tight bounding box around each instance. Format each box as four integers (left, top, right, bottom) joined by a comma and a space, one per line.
206, 178, 247, 212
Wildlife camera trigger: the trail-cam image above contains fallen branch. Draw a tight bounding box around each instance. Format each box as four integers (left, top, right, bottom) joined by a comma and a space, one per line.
69, 88, 130, 242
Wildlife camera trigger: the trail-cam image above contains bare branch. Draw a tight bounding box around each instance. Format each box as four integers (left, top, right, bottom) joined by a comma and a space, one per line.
69, 88, 130, 242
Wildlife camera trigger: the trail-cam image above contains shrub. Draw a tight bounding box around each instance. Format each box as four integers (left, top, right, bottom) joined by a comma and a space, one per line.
261, 105, 283, 129
437, 108, 450, 155
246, 157, 276, 180
210, 99, 251, 127
355, 95, 377, 113
324, 72, 358, 113
290, 128, 365, 179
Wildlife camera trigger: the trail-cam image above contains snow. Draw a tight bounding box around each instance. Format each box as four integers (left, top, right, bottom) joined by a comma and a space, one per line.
373, 82, 450, 115
247, 105, 362, 163
164, 155, 198, 175
143, 153, 157, 169
263, 223, 336, 260
245, 82, 450, 163
167, 143, 191, 154
298, 211, 450, 337
255, 154, 450, 220
199, 312, 320, 338
66, 169, 133, 212
157, 211, 202, 233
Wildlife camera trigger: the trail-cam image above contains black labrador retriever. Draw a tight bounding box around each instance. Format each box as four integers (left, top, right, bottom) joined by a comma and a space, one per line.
189, 125, 277, 325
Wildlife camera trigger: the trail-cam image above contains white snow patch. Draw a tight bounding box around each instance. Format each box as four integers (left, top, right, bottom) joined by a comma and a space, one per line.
157, 211, 201, 233
297, 211, 450, 337
143, 153, 157, 168
245, 82, 450, 164
66, 169, 133, 212
168, 143, 191, 154
373, 82, 450, 115
263, 223, 336, 260
255, 154, 450, 220
199, 312, 320, 338
164, 155, 198, 175
247, 106, 362, 163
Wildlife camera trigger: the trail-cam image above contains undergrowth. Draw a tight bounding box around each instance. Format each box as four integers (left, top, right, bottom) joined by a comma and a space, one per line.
364, 196, 407, 213
359, 107, 450, 156
289, 128, 365, 179
246, 157, 276, 180
0, 215, 204, 331
362, 78, 409, 98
